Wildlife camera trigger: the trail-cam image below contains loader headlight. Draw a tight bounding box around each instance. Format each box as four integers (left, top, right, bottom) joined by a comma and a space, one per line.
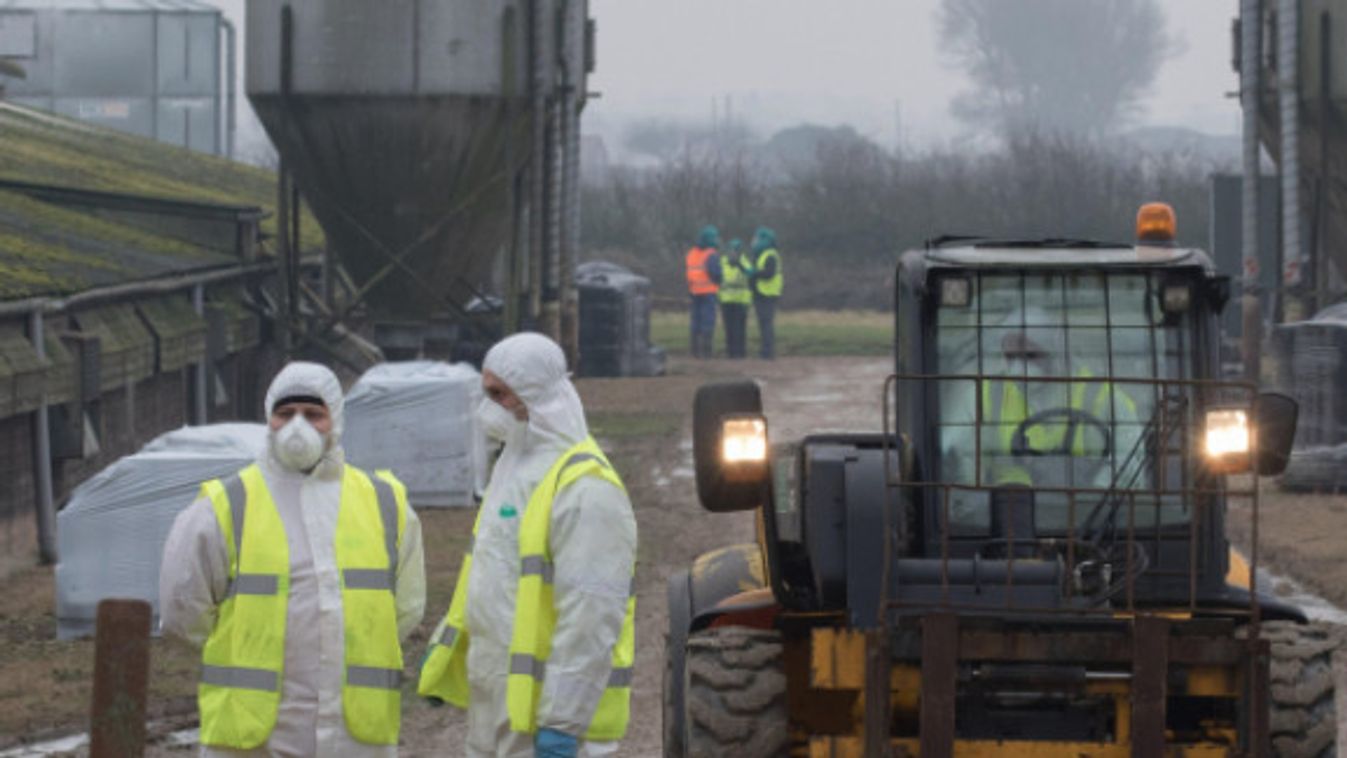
1205, 408, 1251, 473
722, 415, 768, 464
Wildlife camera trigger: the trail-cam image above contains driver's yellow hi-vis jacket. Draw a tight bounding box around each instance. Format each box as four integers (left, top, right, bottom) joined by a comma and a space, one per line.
981, 368, 1138, 486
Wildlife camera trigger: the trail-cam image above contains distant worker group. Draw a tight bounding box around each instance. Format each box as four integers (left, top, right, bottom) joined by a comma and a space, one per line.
685, 224, 783, 360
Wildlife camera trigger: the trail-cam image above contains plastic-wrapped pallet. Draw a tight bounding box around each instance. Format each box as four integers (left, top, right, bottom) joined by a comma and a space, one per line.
576, 261, 666, 377
54, 423, 267, 640
343, 361, 487, 507
1272, 304, 1347, 491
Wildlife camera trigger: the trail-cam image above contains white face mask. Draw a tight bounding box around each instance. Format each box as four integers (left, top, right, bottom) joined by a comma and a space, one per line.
477, 397, 524, 443
270, 415, 327, 472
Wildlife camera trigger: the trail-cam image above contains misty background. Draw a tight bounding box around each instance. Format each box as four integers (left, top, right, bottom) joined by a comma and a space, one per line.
215, 0, 1246, 310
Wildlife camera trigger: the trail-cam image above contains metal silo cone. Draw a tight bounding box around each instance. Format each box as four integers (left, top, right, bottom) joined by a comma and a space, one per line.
246, 0, 542, 321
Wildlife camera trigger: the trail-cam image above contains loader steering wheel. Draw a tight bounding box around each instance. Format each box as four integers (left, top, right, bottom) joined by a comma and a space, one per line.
1010, 408, 1113, 458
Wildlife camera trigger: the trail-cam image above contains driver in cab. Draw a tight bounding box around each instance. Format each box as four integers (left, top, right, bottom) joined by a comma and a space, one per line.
981, 309, 1138, 490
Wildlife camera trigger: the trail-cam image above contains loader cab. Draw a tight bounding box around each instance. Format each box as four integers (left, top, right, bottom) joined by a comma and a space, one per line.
893, 239, 1254, 605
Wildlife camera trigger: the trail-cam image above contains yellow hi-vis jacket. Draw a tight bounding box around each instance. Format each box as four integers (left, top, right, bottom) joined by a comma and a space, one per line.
981, 368, 1138, 486
718, 256, 753, 305
418, 436, 636, 741
197, 463, 408, 749
753, 247, 783, 297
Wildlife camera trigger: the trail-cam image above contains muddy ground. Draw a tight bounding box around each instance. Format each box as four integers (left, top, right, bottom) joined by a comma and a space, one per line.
1228, 484, 1347, 614
9, 354, 1347, 756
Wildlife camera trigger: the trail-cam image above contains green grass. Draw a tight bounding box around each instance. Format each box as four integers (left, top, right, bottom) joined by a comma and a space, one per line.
651, 309, 892, 357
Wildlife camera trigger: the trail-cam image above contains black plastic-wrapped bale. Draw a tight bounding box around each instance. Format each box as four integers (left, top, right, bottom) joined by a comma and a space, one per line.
575, 262, 665, 378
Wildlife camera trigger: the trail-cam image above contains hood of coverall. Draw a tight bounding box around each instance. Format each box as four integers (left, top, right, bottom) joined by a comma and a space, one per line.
482, 332, 589, 452
697, 225, 721, 249
751, 226, 777, 254
263, 361, 346, 472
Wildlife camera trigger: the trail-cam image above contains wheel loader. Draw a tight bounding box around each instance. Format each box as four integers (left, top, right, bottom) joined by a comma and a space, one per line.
663, 207, 1340, 757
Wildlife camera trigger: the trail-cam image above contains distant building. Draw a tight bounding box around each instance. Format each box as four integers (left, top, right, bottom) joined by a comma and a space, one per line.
0, 0, 234, 156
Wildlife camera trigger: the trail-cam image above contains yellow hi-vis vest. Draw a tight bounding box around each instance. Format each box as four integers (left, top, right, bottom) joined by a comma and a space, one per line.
718, 256, 753, 305
197, 463, 408, 749
981, 369, 1137, 486
418, 436, 635, 741
754, 248, 783, 297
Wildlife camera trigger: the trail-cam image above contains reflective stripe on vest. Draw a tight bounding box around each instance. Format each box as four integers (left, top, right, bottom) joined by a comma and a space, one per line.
686, 247, 719, 295
754, 248, 782, 297
718, 257, 752, 305
198, 464, 405, 749
418, 437, 636, 742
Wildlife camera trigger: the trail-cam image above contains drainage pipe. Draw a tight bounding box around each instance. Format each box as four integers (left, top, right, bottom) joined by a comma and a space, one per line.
30, 309, 56, 564
0, 259, 299, 319
1241, 0, 1264, 379
192, 283, 209, 424
221, 18, 238, 159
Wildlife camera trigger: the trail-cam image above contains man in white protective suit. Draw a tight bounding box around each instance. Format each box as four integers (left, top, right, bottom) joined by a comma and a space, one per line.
160, 361, 425, 756
418, 332, 638, 758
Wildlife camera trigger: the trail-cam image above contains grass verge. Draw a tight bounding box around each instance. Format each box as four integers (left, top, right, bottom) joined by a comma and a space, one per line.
651, 308, 891, 357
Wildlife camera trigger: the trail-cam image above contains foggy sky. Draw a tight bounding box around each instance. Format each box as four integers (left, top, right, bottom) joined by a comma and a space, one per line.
586, 0, 1241, 150
216, 0, 1242, 160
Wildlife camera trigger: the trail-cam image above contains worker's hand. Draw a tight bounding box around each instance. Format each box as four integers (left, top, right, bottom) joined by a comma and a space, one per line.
534, 727, 579, 758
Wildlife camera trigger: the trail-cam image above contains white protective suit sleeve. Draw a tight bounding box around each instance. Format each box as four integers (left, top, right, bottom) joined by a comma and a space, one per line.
536, 476, 638, 735
159, 495, 229, 647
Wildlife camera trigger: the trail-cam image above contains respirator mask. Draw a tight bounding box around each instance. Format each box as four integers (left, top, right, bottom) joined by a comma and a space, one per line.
270, 415, 327, 472
477, 397, 525, 443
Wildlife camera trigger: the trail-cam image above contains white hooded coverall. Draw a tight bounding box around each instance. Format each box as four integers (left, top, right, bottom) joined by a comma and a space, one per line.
160, 362, 426, 757
464, 334, 638, 758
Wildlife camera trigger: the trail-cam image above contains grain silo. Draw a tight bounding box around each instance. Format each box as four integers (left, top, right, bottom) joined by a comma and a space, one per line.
247, 0, 593, 358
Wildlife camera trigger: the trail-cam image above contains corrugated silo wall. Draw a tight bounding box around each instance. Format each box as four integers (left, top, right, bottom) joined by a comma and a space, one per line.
0, 296, 285, 575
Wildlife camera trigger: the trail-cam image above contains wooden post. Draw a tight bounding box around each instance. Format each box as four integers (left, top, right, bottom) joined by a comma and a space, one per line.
89, 599, 151, 758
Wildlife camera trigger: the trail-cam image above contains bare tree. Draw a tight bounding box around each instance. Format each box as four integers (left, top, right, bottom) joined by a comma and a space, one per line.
937, 0, 1180, 139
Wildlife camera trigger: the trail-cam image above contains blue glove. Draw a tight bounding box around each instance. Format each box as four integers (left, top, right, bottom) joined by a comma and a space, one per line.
535, 727, 578, 758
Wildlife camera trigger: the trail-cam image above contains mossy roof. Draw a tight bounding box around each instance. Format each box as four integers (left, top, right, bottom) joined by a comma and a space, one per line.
0, 101, 324, 300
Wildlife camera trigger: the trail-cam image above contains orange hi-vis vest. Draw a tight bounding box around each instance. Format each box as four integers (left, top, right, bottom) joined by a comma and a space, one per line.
686, 247, 718, 295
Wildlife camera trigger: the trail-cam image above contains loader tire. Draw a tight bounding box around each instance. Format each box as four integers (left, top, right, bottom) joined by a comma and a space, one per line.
1263, 620, 1343, 758
683, 626, 788, 758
